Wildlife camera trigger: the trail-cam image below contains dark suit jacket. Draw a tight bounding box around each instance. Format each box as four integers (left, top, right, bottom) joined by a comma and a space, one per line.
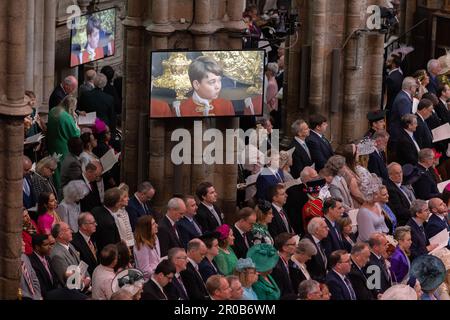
271, 258, 295, 298
103, 82, 122, 115
425, 214, 450, 240
268, 205, 293, 240
326, 270, 353, 300
406, 218, 429, 261
412, 164, 440, 200
91, 206, 121, 254
180, 262, 209, 300
348, 261, 373, 300
388, 90, 413, 142
285, 183, 308, 235
364, 252, 391, 295
303, 233, 327, 282
80, 180, 102, 213
368, 150, 388, 182
288, 138, 313, 179
158, 216, 183, 257
230, 225, 253, 259
141, 279, 167, 300
426, 111, 443, 130
434, 100, 450, 125
60, 153, 82, 188
78, 88, 116, 131
427, 74, 440, 95
23, 175, 37, 209
385, 69, 404, 110
255, 167, 285, 201
165, 276, 189, 300
289, 261, 308, 294
70, 232, 98, 276
414, 115, 433, 149
29, 252, 59, 298
396, 129, 419, 166
385, 179, 412, 226
305, 131, 334, 171
126, 194, 153, 231
199, 257, 221, 282
176, 216, 202, 248
194, 203, 223, 233
49, 85, 67, 110
322, 217, 345, 257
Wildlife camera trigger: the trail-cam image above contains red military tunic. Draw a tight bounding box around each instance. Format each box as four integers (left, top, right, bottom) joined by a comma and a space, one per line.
302, 195, 324, 233
150, 99, 174, 118
179, 97, 235, 117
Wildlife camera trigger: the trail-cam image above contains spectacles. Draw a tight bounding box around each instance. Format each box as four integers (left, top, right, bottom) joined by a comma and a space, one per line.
84, 221, 97, 225
176, 256, 188, 260
47, 167, 56, 172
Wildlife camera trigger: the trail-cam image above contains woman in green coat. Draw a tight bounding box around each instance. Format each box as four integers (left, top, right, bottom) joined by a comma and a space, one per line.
46, 95, 80, 192
247, 243, 280, 300
214, 224, 238, 276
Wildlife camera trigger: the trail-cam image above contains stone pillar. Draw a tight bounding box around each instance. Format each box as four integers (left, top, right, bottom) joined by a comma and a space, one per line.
146, 0, 175, 34
25, 0, 35, 91
33, 0, 44, 109
0, 0, 32, 300
225, 0, 247, 31
191, 0, 217, 34
42, 0, 56, 111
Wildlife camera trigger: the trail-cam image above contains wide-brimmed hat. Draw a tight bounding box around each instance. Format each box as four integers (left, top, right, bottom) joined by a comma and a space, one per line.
235, 258, 256, 271
257, 199, 272, 213
402, 164, 422, 185
246, 243, 279, 273
410, 255, 446, 291
111, 268, 145, 294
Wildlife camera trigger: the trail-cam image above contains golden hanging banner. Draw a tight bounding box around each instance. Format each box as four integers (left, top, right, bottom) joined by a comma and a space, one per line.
153, 53, 192, 100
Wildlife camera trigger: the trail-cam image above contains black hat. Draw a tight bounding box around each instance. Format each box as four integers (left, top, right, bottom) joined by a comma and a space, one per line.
303, 178, 326, 194
257, 200, 272, 213
411, 255, 446, 291
402, 164, 422, 185
367, 110, 386, 122
199, 231, 221, 243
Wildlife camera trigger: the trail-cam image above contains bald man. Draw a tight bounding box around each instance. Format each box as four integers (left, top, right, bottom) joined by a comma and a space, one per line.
426, 197, 450, 241
49, 75, 78, 109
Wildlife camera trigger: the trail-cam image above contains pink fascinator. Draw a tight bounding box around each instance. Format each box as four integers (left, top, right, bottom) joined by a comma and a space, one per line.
216, 224, 231, 241
93, 118, 107, 134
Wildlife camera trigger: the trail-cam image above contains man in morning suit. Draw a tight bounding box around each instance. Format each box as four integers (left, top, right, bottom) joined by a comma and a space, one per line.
180, 239, 210, 300
195, 182, 224, 233
80, 161, 102, 212
305, 113, 334, 171
348, 243, 373, 300
326, 250, 357, 300
406, 199, 438, 261
385, 55, 404, 112
414, 98, 434, 149
126, 181, 158, 230
385, 162, 415, 226
255, 151, 286, 201
271, 233, 296, 298
366, 233, 392, 296
141, 260, 176, 300
303, 217, 329, 282
158, 197, 185, 257
91, 188, 121, 254
29, 234, 59, 298
180, 56, 235, 117
70, 213, 99, 276
48, 76, 78, 110
321, 197, 345, 257
412, 148, 441, 200
426, 198, 450, 241
231, 207, 257, 259
288, 119, 313, 179
396, 114, 420, 166
176, 195, 203, 248
268, 184, 294, 239
367, 130, 389, 182
435, 84, 450, 124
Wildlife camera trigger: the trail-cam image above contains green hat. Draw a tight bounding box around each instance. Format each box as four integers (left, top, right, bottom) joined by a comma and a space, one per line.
246, 243, 279, 273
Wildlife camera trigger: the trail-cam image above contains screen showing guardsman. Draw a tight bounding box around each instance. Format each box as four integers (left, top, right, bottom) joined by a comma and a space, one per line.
149, 50, 265, 118
70, 8, 116, 67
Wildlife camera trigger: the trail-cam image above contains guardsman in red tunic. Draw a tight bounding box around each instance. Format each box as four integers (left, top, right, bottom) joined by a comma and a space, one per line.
302, 178, 326, 233
150, 99, 174, 118
180, 56, 235, 117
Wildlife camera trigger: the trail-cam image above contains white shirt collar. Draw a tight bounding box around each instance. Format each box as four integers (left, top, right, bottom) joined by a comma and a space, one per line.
404, 129, 414, 138
416, 113, 425, 122
150, 276, 166, 296
332, 269, 346, 281
134, 192, 145, 207
166, 215, 176, 227
234, 223, 246, 237
192, 91, 213, 115
202, 202, 214, 211
371, 250, 382, 260
312, 235, 321, 245
104, 205, 118, 215
79, 230, 91, 243
311, 130, 322, 138
294, 136, 306, 145
59, 242, 70, 251
402, 90, 412, 100
272, 202, 282, 213
188, 257, 198, 270
389, 67, 402, 75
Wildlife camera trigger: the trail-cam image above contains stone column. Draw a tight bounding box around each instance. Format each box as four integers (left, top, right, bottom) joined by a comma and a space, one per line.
146, 0, 175, 34
191, 0, 217, 34
42, 0, 56, 111
25, 0, 35, 91
33, 0, 44, 110
225, 0, 247, 31
0, 0, 32, 300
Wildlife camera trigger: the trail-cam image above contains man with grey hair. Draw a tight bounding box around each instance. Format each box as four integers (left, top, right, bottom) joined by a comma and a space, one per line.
288, 119, 313, 179
180, 239, 209, 300
71, 212, 99, 276
49, 75, 78, 109
427, 59, 442, 95
396, 113, 419, 166
290, 238, 317, 293
348, 242, 373, 300
366, 233, 392, 295
406, 199, 438, 261
165, 247, 189, 300
158, 197, 186, 256
298, 279, 322, 300
412, 148, 440, 200
79, 72, 116, 131
303, 217, 329, 282
126, 181, 158, 230
79, 69, 97, 97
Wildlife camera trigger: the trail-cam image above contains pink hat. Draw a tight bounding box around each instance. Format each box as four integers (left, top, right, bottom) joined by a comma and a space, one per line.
93, 118, 107, 134
216, 224, 231, 241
